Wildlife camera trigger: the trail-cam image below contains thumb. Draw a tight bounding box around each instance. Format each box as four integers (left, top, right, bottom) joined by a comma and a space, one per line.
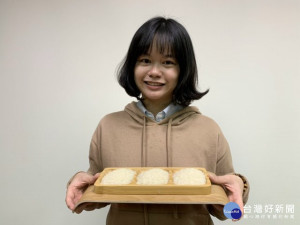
90, 173, 100, 184
77, 173, 99, 185
94, 172, 100, 178
208, 174, 228, 185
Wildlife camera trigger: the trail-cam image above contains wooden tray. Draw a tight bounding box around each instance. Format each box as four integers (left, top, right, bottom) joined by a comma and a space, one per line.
94, 167, 211, 195
74, 184, 229, 211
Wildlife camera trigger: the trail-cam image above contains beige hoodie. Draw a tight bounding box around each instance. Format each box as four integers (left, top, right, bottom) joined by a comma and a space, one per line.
85, 102, 249, 225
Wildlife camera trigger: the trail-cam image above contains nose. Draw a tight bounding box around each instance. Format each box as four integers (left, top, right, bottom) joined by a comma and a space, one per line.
148, 63, 162, 77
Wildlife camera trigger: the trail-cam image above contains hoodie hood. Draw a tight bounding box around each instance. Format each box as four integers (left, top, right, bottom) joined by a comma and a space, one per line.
124, 101, 201, 126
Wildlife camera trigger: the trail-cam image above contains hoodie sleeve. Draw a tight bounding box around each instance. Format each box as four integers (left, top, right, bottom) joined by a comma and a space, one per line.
87, 123, 103, 175
208, 129, 250, 220
215, 130, 234, 175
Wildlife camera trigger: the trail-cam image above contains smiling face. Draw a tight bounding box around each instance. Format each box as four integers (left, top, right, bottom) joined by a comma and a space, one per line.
134, 45, 180, 108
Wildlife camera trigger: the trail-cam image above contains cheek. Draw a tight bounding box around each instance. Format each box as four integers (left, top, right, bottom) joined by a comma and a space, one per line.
134, 66, 146, 80
134, 68, 143, 88
171, 69, 180, 88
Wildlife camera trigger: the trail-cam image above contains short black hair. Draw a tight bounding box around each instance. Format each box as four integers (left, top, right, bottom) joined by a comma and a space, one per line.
117, 16, 208, 106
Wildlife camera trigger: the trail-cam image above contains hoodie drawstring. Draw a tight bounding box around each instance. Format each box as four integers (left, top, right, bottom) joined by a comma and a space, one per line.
142, 116, 149, 225
166, 118, 178, 219
142, 116, 147, 167
166, 118, 173, 167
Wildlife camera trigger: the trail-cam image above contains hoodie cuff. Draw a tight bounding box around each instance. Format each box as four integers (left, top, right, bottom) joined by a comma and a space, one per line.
233, 173, 250, 204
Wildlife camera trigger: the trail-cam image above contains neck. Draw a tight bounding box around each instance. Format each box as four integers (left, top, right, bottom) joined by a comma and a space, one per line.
142, 99, 171, 116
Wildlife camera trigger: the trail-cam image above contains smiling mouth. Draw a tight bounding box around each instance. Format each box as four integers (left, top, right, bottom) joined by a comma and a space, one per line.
144, 81, 164, 86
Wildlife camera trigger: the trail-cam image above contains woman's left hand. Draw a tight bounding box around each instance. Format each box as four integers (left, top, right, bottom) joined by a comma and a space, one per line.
209, 173, 244, 220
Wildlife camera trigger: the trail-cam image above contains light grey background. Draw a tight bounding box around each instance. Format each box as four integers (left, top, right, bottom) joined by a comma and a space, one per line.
0, 0, 299, 224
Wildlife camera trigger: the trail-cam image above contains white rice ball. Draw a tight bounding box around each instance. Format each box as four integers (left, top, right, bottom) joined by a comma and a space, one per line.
101, 168, 136, 185
173, 168, 206, 185
137, 168, 169, 185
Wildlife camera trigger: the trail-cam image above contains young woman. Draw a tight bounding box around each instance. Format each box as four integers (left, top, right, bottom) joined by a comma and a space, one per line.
65, 17, 249, 225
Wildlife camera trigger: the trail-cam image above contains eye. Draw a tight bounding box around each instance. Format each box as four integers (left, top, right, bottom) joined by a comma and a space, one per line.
163, 59, 177, 66
137, 57, 151, 65
141, 59, 151, 63
163, 60, 174, 65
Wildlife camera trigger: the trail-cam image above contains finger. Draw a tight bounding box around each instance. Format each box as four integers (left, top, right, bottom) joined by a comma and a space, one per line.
77, 173, 98, 186
94, 173, 100, 179
228, 196, 244, 213
65, 188, 76, 210
66, 185, 85, 211
227, 195, 244, 221
208, 174, 231, 185
65, 198, 75, 211
90, 173, 100, 184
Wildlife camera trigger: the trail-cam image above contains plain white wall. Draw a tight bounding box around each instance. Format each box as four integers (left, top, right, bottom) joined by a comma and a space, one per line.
0, 0, 299, 224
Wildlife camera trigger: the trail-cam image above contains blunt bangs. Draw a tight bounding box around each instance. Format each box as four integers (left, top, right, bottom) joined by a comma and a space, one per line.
132, 19, 177, 60
148, 29, 176, 58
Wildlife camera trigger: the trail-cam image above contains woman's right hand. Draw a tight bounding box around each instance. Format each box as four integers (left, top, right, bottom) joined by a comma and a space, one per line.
65, 172, 100, 212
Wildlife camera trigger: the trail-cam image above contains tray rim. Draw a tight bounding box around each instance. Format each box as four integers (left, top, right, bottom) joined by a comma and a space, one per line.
94, 167, 212, 195
74, 184, 229, 211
